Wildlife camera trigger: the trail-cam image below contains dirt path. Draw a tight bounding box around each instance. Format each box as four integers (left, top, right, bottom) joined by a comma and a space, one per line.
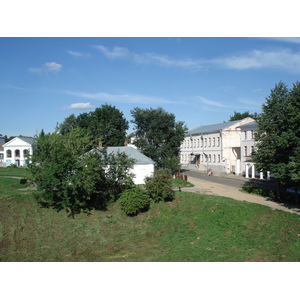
182, 176, 300, 215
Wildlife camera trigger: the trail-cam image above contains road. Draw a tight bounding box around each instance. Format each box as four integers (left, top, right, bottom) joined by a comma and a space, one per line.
182, 169, 276, 191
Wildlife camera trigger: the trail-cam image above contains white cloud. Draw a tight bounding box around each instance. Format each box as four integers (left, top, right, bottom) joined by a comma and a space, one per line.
64, 90, 177, 104
94, 45, 130, 59
266, 37, 300, 45
67, 50, 91, 58
28, 67, 42, 74
94, 44, 300, 73
29, 62, 62, 74
43, 62, 62, 72
94, 44, 204, 69
62, 102, 95, 110
196, 96, 231, 108
212, 49, 300, 72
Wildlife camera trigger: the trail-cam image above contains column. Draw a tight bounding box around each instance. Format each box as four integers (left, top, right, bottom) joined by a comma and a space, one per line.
251, 164, 255, 179
245, 164, 249, 178
260, 171, 264, 180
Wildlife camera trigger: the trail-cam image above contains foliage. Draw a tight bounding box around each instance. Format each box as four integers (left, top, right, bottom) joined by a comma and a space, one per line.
229, 111, 258, 121
145, 169, 174, 202
119, 186, 150, 216
253, 81, 300, 201
131, 107, 187, 170
172, 177, 194, 188
1, 184, 300, 262
28, 128, 135, 218
242, 185, 276, 199
58, 104, 129, 147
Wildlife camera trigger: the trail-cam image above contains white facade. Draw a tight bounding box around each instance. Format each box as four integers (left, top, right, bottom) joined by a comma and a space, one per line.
97, 146, 155, 185
238, 121, 258, 178
132, 163, 155, 185
3, 137, 34, 167
180, 118, 255, 174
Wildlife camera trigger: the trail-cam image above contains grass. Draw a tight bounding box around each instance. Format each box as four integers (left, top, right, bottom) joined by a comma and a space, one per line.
1, 167, 300, 262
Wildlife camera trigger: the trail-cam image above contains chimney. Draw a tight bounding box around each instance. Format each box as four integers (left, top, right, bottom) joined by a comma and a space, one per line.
124, 140, 128, 147
98, 141, 103, 148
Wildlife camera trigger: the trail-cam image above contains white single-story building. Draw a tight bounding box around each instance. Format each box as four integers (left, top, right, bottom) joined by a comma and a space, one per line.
3, 137, 35, 167
96, 146, 155, 185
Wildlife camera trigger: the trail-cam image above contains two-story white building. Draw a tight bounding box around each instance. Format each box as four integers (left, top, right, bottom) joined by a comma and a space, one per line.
180, 118, 255, 174
3, 137, 35, 167
237, 121, 258, 178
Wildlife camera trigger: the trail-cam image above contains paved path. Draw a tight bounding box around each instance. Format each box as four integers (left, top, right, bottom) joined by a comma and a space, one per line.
181, 174, 300, 216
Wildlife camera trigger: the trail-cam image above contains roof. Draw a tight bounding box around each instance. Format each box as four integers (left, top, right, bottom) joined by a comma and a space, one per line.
237, 121, 258, 129
96, 146, 155, 165
3, 136, 35, 147
19, 137, 35, 145
187, 120, 245, 136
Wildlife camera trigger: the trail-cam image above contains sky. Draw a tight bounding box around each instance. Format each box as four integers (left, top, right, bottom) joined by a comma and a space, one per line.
2, 37, 300, 138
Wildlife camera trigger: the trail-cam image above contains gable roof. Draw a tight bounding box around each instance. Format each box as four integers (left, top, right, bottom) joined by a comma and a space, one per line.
3, 136, 35, 147
187, 118, 255, 136
237, 121, 258, 130
95, 146, 155, 165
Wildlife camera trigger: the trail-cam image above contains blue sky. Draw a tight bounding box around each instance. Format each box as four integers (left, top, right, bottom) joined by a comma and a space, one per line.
2, 37, 300, 138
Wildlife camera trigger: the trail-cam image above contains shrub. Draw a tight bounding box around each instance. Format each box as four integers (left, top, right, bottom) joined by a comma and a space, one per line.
145, 169, 174, 203
119, 186, 150, 216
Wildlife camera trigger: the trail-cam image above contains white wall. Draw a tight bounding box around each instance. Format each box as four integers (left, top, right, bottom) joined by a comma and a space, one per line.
132, 164, 154, 185
3, 138, 33, 167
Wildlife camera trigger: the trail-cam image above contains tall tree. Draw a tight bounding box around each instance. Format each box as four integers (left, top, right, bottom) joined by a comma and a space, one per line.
28, 127, 135, 218
58, 104, 129, 147
131, 107, 187, 170
253, 81, 300, 201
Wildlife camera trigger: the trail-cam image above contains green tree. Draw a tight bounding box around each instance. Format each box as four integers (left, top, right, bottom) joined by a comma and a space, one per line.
229, 111, 258, 121
28, 127, 135, 218
58, 104, 129, 147
131, 107, 187, 170
253, 81, 300, 202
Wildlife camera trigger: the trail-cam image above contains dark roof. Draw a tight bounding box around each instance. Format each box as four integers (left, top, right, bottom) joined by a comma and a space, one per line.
187, 120, 244, 136
95, 146, 155, 165
19, 137, 35, 145
237, 121, 258, 129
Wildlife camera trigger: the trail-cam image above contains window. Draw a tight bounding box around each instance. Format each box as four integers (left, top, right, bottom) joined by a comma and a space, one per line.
7, 150, 12, 158
250, 130, 254, 139
204, 138, 207, 148
213, 137, 215, 147
244, 146, 247, 156
217, 137, 220, 147
213, 155, 216, 163
197, 139, 199, 148
218, 154, 221, 163
209, 138, 211, 147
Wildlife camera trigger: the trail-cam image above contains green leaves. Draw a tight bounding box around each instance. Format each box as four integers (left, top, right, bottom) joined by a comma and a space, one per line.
254, 81, 300, 191
131, 107, 187, 170
28, 128, 135, 218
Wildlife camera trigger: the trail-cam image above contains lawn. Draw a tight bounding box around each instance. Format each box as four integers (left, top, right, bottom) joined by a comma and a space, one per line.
1, 167, 300, 262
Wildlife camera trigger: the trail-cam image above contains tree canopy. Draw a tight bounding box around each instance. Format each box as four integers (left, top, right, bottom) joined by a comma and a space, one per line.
28, 127, 135, 218
131, 107, 187, 171
58, 104, 129, 147
229, 111, 258, 121
253, 81, 300, 200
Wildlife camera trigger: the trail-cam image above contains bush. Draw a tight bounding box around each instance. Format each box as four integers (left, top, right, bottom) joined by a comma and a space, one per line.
119, 187, 150, 216
145, 169, 174, 203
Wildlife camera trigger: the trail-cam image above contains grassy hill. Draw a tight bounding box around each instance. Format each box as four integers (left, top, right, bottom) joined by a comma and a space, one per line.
1, 167, 300, 262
